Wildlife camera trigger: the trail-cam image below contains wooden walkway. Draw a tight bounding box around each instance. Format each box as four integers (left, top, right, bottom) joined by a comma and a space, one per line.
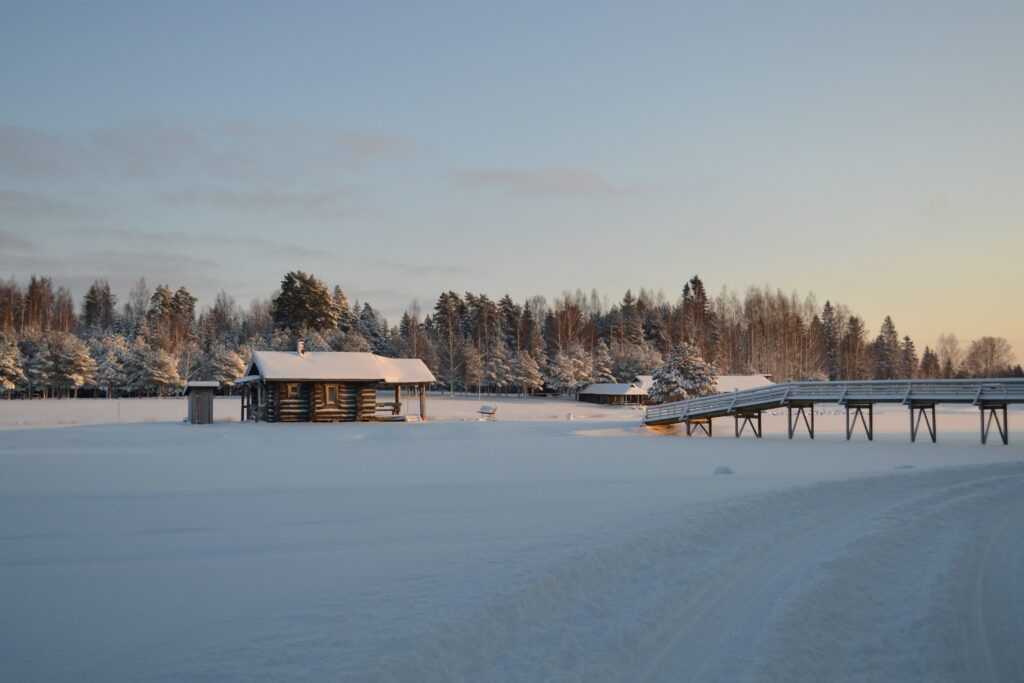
642, 379, 1024, 444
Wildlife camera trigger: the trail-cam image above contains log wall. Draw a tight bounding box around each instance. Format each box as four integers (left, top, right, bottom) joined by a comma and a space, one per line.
258, 381, 377, 422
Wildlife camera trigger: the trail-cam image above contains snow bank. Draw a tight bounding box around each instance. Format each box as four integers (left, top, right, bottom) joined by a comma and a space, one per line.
2, 395, 1019, 434
0, 394, 642, 429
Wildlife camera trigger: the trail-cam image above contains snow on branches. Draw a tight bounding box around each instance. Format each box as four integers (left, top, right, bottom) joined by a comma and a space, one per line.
648, 342, 718, 404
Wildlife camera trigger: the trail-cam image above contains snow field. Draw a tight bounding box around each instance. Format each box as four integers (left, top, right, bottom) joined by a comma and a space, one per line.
1, 399, 1023, 681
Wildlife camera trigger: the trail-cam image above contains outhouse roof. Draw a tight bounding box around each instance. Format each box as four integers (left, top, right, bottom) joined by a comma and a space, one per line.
183, 380, 219, 394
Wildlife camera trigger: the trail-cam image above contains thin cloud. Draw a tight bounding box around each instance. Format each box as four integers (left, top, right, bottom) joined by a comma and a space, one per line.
0, 126, 88, 180
376, 260, 473, 277
459, 165, 623, 197
91, 123, 206, 180
1, 122, 424, 186
70, 226, 329, 260
0, 230, 35, 250
218, 122, 427, 167
0, 249, 224, 295
0, 188, 104, 224
162, 185, 353, 218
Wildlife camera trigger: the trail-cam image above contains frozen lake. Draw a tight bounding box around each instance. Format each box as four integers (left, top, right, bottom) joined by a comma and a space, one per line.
1, 398, 1022, 681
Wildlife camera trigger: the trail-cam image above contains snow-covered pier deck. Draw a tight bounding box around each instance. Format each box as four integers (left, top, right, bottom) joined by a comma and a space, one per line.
643, 378, 1024, 444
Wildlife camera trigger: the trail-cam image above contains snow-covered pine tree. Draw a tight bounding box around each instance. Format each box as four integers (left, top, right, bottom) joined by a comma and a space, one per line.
542, 350, 569, 395
567, 343, 593, 394
433, 292, 464, 394
81, 279, 118, 331
592, 339, 616, 383
333, 286, 355, 333
271, 271, 340, 332
611, 341, 663, 382
340, 331, 371, 352
872, 316, 902, 380
648, 342, 718, 404
304, 330, 332, 352
94, 332, 130, 398
0, 337, 26, 396
205, 291, 240, 344
520, 303, 546, 362
498, 294, 522, 351
124, 336, 153, 396
512, 350, 543, 396
461, 343, 482, 396
357, 303, 389, 355
840, 315, 869, 380
57, 334, 96, 397
346, 331, 374, 352
17, 334, 50, 397
918, 346, 940, 378
269, 328, 294, 351
900, 336, 918, 379
483, 337, 511, 394
544, 347, 588, 395
208, 344, 247, 390
147, 347, 183, 396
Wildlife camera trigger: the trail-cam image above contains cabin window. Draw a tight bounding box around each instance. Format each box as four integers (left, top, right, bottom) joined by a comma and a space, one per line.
287, 383, 299, 397
327, 385, 338, 404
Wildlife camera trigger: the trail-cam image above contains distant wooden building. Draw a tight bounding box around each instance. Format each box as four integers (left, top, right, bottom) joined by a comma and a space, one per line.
578, 373, 774, 405
577, 382, 649, 405
237, 343, 435, 423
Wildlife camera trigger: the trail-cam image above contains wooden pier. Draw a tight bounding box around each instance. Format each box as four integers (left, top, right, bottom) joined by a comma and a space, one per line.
643, 379, 1024, 444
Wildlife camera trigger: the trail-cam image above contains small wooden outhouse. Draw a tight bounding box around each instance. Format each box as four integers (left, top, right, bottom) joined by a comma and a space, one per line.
184, 381, 219, 424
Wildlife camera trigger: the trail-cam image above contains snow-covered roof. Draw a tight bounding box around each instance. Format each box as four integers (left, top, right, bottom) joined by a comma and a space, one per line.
631, 375, 655, 391
375, 356, 437, 384
183, 380, 219, 394
237, 351, 436, 384
579, 383, 647, 396
716, 374, 774, 393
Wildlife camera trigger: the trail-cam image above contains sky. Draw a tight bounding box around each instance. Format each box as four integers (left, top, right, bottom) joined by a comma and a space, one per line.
1, 1, 1022, 355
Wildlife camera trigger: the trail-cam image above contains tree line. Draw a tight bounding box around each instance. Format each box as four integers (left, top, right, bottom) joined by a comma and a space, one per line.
0, 272, 1019, 399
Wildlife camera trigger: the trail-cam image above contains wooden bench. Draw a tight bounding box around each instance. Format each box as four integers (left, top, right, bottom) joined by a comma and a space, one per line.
478, 405, 497, 421
377, 401, 402, 416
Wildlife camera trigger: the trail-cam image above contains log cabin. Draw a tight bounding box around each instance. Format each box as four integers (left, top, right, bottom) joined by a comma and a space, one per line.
237, 341, 435, 423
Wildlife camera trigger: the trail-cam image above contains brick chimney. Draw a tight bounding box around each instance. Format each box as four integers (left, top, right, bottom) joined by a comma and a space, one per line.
297, 338, 306, 356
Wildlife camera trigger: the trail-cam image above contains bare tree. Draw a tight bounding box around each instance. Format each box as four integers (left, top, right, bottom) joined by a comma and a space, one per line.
963, 337, 1015, 377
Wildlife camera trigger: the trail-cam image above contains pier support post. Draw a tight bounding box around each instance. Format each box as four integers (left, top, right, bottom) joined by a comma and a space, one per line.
845, 402, 874, 441
787, 403, 814, 439
909, 403, 936, 443
734, 410, 762, 438
686, 417, 713, 437
980, 404, 1008, 445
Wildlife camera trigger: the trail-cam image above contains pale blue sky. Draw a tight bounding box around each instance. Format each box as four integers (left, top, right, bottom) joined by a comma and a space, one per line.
1, 1, 1022, 353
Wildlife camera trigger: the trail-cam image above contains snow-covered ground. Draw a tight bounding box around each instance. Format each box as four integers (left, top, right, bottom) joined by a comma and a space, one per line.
1, 397, 1022, 681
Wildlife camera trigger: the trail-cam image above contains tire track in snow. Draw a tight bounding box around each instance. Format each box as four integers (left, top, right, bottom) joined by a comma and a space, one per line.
969, 495, 1024, 682
631, 469, 1024, 683
374, 463, 1024, 683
